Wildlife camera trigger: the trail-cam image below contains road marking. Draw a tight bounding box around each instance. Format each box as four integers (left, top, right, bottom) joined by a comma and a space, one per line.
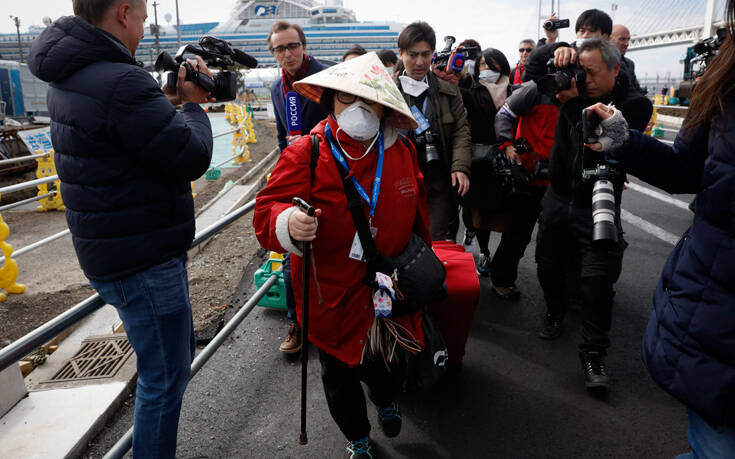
626, 182, 690, 211
620, 209, 680, 246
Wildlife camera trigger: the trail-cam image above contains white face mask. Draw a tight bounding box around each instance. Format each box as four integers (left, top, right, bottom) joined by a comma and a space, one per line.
384, 65, 395, 74
335, 101, 380, 141
399, 75, 429, 97
464, 60, 476, 76
576, 38, 593, 47
479, 69, 500, 83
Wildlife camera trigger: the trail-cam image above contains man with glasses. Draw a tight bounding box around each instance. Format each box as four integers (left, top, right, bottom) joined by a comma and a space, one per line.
267, 21, 329, 355
510, 39, 535, 85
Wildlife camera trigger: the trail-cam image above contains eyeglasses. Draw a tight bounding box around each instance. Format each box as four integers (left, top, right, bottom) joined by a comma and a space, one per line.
336, 91, 378, 105
519, 47, 533, 53
271, 42, 302, 55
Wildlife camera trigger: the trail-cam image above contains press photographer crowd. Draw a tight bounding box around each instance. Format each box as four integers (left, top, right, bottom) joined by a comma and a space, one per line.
22, 0, 735, 457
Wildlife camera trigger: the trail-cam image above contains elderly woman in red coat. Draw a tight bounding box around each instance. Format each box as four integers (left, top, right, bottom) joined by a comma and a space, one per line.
253, 52, 429, 459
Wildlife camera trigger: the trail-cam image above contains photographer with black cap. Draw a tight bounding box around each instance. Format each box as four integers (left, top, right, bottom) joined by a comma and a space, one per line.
534, 35, 652, 393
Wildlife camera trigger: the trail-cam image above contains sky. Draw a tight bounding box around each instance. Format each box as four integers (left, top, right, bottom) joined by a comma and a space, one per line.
1, 0, 720, 83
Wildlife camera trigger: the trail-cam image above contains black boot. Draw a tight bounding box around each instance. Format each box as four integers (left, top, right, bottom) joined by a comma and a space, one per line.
538, 314, 563, 339
580, 351, 611, 389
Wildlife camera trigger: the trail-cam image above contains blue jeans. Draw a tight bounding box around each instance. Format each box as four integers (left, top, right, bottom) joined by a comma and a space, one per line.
91, 255, 195, 459
675, 408, 735, 459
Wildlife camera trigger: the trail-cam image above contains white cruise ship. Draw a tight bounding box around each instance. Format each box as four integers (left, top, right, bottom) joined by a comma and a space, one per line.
136, 0, 405, 68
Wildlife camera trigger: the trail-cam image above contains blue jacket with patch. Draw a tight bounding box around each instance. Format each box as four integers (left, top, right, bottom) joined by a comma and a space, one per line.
28, 16, 212, 281
623, 92, 735, 431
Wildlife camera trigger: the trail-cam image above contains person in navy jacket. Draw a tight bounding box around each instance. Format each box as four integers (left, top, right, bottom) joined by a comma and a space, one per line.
28, 1, 213, 456
267, 21, 329, 354
586, 2, 735, 453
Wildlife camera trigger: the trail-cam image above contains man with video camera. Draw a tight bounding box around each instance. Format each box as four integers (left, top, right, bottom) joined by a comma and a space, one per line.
395, 21, 472, 242
29, 1, 214, 456
534, 34, 652, 391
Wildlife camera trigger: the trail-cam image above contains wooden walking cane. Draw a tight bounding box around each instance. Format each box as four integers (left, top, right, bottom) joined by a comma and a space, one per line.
293, 196, 315, 445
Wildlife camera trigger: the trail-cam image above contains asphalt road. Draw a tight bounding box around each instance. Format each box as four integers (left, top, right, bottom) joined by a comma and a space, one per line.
83, 174, 696, 459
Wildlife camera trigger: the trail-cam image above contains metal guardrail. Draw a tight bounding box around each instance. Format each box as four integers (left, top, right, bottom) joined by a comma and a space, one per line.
213, 128, 237, 139
0, 175, 57, 195
0, 152, 47, 167
653, 104, 688, 110
103, 269, 280, 459
0, 199, 257, 374
0, 191, 56, 212
0, 229, 71, 265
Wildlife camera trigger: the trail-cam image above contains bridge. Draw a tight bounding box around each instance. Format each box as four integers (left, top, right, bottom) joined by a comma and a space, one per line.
624, 0, 725, 50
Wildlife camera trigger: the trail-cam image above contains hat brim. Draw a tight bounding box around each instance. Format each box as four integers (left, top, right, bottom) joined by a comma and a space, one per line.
294, 52, 418, 130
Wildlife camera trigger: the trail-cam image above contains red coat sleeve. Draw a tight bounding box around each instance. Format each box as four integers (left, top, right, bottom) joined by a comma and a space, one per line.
253, 134, 315, 254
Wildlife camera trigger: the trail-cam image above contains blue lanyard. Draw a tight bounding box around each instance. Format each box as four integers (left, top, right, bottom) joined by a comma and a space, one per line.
325, 124, 384, 218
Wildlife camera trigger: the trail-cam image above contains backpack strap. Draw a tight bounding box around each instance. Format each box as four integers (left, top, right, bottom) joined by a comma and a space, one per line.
310, 134, 320, 185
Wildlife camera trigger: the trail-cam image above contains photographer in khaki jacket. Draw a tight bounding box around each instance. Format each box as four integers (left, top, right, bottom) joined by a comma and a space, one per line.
395, 21, 471, 241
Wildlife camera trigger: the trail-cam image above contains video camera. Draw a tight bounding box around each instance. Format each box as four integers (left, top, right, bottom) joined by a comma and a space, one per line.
543, 18, 570, 31
690, 27, 728, 76
538, 57, 586, 96
581, 108, 622, 247
155, 36, 258, 102
433, 36, 481, 74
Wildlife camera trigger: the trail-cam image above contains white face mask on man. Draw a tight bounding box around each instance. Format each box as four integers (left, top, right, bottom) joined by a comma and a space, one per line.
335, 101, 381, 142
479, 69, 501, 83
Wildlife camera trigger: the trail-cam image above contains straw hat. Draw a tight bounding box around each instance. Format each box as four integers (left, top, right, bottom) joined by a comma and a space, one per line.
294, 52, 418, 130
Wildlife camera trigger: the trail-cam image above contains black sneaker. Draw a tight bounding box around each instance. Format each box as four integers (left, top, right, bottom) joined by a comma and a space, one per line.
377, 401, 402, 438
538, 314, 563, 339
463, 229, 475, 245
346, 436, 373, 458
476, 253, 490, 277
580, 351, 611, 389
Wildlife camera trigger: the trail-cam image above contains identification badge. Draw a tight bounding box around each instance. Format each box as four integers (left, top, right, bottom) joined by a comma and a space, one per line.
348, 227, 378, 262
411, 105, 430, 135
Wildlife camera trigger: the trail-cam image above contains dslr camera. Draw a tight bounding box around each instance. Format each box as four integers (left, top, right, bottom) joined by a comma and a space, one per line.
415, 130, 442, 164
433, 36, 480, 74
538, 57, 586, 96
155, 36, 258, 102
581, 108, 622, 247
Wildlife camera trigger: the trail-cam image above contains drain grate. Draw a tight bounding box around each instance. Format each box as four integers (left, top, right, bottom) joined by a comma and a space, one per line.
45, 335, 134, 383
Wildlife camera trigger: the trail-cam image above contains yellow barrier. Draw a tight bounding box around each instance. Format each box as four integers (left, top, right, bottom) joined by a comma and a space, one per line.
35, 150, 65, 212
224, 103, 256, 165
0, 214, 26, 301
644, 107, 657, 136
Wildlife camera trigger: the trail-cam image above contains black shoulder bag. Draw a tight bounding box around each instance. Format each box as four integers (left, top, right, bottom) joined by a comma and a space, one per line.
323, 133, 446, 317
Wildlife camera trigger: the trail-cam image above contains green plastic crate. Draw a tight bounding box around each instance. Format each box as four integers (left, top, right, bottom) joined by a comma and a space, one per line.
254, 258, 286, 309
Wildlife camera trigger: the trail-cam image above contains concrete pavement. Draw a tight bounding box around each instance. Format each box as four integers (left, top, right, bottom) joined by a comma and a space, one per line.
82, 176, 694, 458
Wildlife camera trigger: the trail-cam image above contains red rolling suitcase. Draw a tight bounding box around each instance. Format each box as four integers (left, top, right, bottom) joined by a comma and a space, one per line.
430, 241, 481, 367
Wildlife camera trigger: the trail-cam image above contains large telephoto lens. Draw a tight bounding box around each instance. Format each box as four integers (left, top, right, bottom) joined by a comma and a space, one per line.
591, 179, 618, 246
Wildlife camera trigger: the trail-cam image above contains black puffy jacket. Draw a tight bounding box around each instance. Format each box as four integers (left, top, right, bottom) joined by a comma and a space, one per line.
28, 16, 212, 281
626, 93, 735, 430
